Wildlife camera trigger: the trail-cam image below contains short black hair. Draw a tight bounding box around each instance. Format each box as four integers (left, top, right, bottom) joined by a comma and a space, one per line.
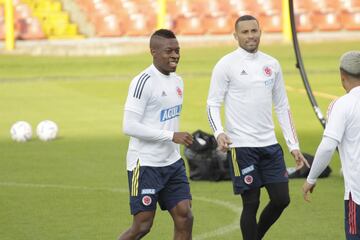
150, 29, 177, 49
235, 15, 259, 30
151, 29, 176, 39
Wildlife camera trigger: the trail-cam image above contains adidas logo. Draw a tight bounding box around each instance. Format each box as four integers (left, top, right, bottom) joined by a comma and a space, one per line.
161, 91, 167, 97
241, 70, 248, 75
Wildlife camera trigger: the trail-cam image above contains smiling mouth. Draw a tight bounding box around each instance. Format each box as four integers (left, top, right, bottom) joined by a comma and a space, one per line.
169, 61, 178, 67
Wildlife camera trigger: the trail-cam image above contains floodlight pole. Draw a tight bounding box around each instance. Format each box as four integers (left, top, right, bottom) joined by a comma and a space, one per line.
288, 0, 326, 128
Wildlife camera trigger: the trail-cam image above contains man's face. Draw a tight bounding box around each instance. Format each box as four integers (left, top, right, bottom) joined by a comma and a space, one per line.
151, 38, 180, 75
233, 20, 261, 53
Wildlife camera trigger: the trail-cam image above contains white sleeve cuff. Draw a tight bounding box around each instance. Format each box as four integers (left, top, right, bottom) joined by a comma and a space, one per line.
307, 178, 317, 185
165, 131, 174, 141
207, 105, 224, 137
288, 143, 300, 153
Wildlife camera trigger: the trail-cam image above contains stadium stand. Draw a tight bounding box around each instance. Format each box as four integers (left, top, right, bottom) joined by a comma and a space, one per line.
74, 0, 123, 37
312, 0, 342, 31
61, 0, 95, 36
74, 0, 157, 37
21, 0, 83, 39
293, 0, 315, 32
96, 0, 358, 35
257, 0, 282, 32
341, 0, 360, 30
0, 0, 359, 40
0, 0, 83, 39
203, 15, 234, 35
0, 0, 45, 40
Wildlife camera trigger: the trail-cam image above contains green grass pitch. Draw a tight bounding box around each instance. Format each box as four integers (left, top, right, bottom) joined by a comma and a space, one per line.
0, 40, 358, 239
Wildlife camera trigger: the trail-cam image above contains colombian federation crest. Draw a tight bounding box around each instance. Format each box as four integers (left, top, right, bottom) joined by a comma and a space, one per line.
176, 86, 182, 98
263, 66, 272, 77
142, 195, 152, 206
244, 175, 253, 185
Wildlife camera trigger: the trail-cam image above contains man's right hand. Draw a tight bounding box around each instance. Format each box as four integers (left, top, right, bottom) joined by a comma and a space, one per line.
217, 133, 232, 152
172, 132, 193, 146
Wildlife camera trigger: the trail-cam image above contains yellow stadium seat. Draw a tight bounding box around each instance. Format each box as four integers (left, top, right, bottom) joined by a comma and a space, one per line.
24, 0, 83, 39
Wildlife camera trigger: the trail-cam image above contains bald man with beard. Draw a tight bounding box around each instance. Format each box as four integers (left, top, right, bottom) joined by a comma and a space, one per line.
119, 29, 194, 240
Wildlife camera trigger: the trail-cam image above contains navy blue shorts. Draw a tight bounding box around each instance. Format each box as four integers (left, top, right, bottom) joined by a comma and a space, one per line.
127, 159, 192, 215
345, 194, 360, 239
227, 143, 288, 194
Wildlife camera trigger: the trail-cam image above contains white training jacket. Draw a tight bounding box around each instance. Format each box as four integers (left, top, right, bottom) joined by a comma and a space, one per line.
123, 64, 183, 171
207, 47, 299, 152
308, 86, 360, 204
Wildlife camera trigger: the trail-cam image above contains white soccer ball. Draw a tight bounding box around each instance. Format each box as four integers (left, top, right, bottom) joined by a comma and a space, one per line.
36, 120, 58, 141
10, 121, 33, 142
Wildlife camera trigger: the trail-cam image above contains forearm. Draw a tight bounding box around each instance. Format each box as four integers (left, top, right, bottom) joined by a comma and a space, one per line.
307, 136, 338, 184
123, 110, 173, 142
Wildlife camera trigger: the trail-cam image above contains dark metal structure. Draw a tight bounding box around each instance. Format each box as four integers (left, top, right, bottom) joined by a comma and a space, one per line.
288, 0, 327, 128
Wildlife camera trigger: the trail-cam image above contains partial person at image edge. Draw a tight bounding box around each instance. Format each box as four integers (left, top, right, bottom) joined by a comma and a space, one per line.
303, 50, 360, 240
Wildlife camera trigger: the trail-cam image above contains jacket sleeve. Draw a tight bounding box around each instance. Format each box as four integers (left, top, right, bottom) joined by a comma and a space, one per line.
307, 136, 338, 184
123, 110, 174, 142
206, 60, 229, 139
272, 63, 300, 152
123, 74, 173, 142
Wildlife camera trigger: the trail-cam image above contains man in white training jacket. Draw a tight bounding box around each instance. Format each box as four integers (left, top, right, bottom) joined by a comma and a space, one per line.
119, 29, 193, 240
303, 50, 360, 240
207, 15, 308, 240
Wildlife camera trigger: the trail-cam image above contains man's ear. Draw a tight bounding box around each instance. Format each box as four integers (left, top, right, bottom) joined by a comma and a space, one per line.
340, 70, 347, 83
233, 32, 238, 41
340, 70, 349, 91
150, 48, 156, 57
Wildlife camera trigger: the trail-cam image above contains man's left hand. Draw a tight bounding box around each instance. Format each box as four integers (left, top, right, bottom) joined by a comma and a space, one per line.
302, 181, 316, 202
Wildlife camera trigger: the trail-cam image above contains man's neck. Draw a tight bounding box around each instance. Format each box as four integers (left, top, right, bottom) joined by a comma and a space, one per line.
346, 81, 360, 93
